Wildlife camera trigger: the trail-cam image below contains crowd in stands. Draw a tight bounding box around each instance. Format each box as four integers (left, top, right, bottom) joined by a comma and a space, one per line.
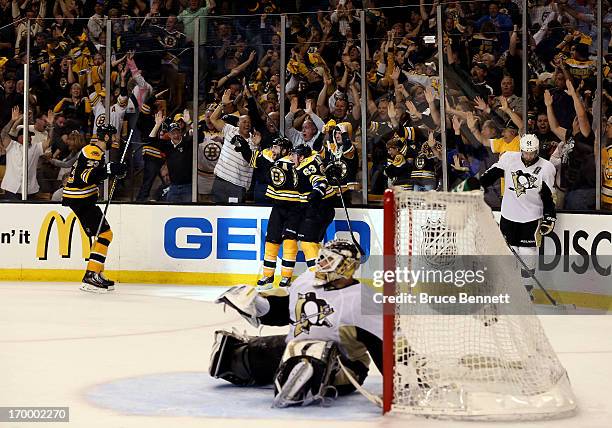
0, 0, 609, 211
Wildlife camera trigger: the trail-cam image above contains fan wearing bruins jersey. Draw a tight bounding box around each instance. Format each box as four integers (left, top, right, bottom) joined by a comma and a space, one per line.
234, 136, 299, 289
315, 121, 360, 205
62, 124, 127, 293
410, 128, 442, 191
384, 135, 414, 190
210, 240, 382, 407
475, 134, 556, 300
292, 144, 336, 269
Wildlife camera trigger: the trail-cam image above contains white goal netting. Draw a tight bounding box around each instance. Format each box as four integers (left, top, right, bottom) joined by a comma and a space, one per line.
387, 189, 576, 420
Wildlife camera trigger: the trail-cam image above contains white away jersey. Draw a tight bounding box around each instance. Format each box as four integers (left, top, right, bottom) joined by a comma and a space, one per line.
286, 270, 382, 351
494, 151, 556, 222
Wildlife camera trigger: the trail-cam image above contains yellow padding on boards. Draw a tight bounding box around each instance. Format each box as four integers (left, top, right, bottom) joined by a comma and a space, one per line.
281, 239, 298, 277
263, 242, 281, 277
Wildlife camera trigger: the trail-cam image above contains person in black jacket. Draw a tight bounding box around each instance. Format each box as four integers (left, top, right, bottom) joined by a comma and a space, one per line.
149, 111, 194, 203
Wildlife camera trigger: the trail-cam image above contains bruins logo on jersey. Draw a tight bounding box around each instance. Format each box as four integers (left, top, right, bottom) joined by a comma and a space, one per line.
415, 154, 426, 169
203, 142, 221, 161
333, 160, 348, 180
510, 169, 538, 197
420, 218, 457, 268
95, 114, 106, 127
270, 165, 287, 187
293, 292, 334, 337
59, 77, 68, 89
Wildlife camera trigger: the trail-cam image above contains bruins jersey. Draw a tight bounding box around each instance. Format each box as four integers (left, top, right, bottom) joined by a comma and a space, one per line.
385, 152, 413, 190
411, 140, 439, 183
603, 145, 612, 206
295, 153, 335, 201
265, 156, 301, 204
62, 144, 107, 203
319, 142, 359, 188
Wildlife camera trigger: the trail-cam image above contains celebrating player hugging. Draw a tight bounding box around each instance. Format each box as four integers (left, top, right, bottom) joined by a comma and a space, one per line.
209, 239, 382, 408
476, 134, 556, 300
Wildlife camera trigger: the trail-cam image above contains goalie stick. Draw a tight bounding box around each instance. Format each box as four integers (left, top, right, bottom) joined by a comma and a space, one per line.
94, 129, 134, 240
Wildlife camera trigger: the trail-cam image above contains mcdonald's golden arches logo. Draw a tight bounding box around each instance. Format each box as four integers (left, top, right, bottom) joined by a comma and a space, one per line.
37, 211, 90, 260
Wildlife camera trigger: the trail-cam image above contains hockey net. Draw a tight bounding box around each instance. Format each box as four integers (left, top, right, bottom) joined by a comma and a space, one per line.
382, 189, 576, 420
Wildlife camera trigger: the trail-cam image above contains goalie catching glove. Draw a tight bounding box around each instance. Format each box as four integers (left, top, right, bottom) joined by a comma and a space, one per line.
539, 215, 556, 236
214, 285, 271, 328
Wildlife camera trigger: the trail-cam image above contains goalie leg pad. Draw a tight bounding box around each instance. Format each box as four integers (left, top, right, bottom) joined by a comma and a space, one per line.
209, 330, 253, 386
272, 340, 339, 408
210, 332, 287, 386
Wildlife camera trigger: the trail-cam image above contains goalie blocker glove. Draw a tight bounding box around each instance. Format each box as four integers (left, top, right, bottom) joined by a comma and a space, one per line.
106, 162, 127, 178
539, 215, 556, 236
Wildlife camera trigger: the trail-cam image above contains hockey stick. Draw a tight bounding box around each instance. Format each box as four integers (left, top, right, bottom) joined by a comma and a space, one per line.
505, 241, 576, 310
94, 129, 134, 240
330, 174, 365, 256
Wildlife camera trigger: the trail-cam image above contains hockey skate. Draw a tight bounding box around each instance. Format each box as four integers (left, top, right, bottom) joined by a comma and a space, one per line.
80, 271, 113, 293
256, 275, 274, 291
279, 277, 291, 288
99, 271, 115, 290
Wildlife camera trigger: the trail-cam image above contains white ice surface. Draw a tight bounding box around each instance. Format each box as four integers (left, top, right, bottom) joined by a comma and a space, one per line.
1, 282, 611, 428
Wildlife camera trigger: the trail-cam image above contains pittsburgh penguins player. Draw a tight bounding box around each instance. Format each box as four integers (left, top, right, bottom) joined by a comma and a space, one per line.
234, 135, 299, 289
209, 240, 382, 407
62, 124, 127, 292
292, 144, 337, 270
476, 134, 556, 299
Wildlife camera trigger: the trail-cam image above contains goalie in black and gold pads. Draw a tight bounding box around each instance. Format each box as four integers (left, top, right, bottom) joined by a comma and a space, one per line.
62, 124, 127, 293
210, 240, 382, 407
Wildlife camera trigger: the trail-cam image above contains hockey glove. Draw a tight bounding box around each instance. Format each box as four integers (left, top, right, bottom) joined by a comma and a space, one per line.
539, 215, 556, 236
307, 187, 325, 206
231, 134, 247, 152
106, 162, 127, 179
324, 162, 343, 181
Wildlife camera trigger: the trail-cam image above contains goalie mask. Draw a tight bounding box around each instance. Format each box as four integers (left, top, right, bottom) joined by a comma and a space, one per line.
313, 239, 360, 284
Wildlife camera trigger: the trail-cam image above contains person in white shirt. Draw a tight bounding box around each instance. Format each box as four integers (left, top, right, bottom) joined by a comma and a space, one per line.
1, 124, 50, 199
209, 89, 257, 203
476, 134, 556, 300
285, 98, 325, 148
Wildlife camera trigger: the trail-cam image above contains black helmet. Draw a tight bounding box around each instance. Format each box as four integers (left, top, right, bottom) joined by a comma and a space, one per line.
96, 123, 117, 142
291, 143, 311, 158
272, 136, 292, 153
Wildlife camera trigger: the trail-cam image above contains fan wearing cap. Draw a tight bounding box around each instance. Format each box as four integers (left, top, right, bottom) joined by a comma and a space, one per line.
473, 134, 556, 300
149, 111, 194, 202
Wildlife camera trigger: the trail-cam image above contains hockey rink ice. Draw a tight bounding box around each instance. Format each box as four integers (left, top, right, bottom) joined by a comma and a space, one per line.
1, 282, 611, 428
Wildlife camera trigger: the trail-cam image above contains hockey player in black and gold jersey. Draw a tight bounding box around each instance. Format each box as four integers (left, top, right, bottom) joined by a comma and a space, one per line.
62, 124, 127, 293
292, 144, 336, 269
234, 135, 300, 288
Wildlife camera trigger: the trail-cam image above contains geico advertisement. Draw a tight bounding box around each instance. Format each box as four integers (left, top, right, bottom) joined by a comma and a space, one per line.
0, 204, 382, 273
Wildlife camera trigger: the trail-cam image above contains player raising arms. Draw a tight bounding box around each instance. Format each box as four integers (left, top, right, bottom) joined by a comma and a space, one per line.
209, 239, 382, 407
62, 124, 127, 293
233, 135, 299, 289
475, 134, 556, 299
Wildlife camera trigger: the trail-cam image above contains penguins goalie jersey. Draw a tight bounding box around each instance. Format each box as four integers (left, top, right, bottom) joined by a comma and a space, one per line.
490, 151, 556, 223
286, 270, 382, 366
